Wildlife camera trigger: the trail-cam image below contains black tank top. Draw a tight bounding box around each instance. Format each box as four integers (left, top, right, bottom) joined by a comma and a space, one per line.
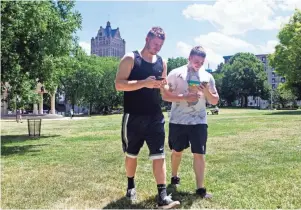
123, 51, 163, 115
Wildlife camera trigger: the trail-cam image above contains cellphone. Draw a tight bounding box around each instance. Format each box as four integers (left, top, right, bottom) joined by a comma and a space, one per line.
156, 76, 165, 81
201, 81, 208, 86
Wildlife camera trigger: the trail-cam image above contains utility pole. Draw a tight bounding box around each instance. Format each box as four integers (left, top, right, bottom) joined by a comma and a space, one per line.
270, 89, 273, 110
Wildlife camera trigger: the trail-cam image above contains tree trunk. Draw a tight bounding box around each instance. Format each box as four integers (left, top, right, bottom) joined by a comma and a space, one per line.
244, 96, 248, 108
89, 102, 92, 116
50, 93, 56, 114
240, 97, 244, 108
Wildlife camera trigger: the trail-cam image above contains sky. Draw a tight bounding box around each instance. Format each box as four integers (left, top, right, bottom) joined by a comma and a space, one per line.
75, 0, 301, 70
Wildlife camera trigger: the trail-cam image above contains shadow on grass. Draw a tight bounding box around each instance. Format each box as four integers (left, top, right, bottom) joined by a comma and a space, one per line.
1, 144, 49, 156
103, 185, 207, 209
1, 135, 60, 144
264, 110, 301, 115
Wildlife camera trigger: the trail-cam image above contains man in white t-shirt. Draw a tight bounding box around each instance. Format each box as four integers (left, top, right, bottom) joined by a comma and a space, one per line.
161, 46, 219, 198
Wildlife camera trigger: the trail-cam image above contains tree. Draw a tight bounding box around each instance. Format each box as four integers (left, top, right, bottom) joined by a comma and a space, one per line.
215, 62, 224, 74
167, 57, 188, 74
272, 84, 298, 108
82, 56, 120, 114
269, 9, 301, 99
221, 53, 269, 107
59, 49, 121, 115
1, 1, 82, 108
212, 62, 225, 106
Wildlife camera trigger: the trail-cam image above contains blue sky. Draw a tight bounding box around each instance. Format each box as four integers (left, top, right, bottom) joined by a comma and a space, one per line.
75, 0, 300, 70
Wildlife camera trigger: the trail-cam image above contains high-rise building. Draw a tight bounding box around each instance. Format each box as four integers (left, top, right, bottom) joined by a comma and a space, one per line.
91, 21, 126, 58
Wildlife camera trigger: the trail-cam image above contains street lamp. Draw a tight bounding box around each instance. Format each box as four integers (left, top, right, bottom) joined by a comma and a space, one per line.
270, 89, 273, 110
258, 90, 261, 110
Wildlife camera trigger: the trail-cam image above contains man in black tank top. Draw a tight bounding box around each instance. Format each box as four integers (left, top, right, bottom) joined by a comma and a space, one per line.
115, 27, 180, 209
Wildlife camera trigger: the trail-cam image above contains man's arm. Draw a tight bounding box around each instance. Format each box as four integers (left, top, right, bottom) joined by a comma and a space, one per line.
199, 75, 219, 105
115, 53, 160, 91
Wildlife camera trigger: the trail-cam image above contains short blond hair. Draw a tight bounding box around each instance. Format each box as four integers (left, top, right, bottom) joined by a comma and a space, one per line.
147, 26, 165, 40
189, 46, 206, 58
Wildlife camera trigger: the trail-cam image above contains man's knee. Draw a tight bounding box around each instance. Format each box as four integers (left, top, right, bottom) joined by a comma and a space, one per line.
152, 158, 165, 168
193, 153, 205, 160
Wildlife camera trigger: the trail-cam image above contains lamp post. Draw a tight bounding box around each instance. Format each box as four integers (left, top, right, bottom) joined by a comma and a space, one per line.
258, 90, 261, 110
270, 89, 273, 110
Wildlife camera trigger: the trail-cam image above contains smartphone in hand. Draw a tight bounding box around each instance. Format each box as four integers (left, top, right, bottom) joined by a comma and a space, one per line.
201, 81, 208, 86
156, 76, 165, 81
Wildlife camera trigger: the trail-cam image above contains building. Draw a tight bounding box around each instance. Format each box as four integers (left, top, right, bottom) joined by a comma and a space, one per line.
91, 21, 126, 58
1, 82, 56, 115
223, 54, 286, 108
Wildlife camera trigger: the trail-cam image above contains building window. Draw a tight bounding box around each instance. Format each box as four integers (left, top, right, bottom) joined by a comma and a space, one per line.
272, 72, 276, 77
281, 77, 285, 83
262, 57, 266, 62
272, 84, 276, 89
272, 78, 275, 83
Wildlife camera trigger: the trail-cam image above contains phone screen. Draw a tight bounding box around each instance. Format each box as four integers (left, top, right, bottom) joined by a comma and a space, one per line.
156, 76, 164, 81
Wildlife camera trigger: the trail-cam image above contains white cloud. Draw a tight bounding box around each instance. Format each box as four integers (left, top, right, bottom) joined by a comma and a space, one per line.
79, 41, 91, 55
176, 41, 192, 57
278, 0, 301, 11
194, 32, 257, 55
256, 40, 279, 54
182, 0, 291, 35
177, 32, 279, 70
177, 40, 224, 71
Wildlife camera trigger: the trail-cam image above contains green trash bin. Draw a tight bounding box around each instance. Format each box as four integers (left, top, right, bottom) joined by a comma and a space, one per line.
27, 119, 42, 137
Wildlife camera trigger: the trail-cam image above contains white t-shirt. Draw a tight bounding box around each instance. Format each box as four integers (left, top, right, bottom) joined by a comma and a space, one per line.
167, 65, 217, 125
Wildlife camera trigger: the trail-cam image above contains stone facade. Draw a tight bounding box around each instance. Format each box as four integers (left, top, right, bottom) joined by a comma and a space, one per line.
91, 21, 126, 58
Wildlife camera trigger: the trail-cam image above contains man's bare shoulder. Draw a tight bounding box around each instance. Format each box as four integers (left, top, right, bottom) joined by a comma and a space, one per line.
121, 52, 135, 62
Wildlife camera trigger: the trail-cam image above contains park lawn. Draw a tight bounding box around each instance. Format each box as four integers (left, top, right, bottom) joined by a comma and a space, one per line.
1, 109, 301, 209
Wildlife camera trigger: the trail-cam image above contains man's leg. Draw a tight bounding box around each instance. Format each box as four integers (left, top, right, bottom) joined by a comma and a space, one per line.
169, 123, 189, 186
153, 158, 166, 185
126, 156, 137, 184
146, 117, 180, 208
171, 150, 183, 177
151, 157, 180, 208
121, 114, 143, 201
193, 153, 205, 189
190, 124, 211, 198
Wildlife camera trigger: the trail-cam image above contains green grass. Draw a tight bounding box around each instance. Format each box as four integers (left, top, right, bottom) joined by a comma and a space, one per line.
1, 109, 301, 209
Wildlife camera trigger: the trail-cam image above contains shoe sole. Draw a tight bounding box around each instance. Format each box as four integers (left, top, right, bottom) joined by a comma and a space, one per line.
157, 201, 180, 209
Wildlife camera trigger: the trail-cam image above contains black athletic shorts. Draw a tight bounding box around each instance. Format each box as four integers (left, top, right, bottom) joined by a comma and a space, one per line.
121, 113, 165, 160
168, 123, 208, 154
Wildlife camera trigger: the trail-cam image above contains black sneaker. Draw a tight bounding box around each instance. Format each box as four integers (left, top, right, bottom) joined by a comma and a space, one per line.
157, 194, 180, 209
171, 176, 180, 186
196, 188, 212, 199
126, 188, 137, 201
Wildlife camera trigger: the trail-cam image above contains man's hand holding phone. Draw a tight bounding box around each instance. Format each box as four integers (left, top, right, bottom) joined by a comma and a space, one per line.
143, 76, 166, 89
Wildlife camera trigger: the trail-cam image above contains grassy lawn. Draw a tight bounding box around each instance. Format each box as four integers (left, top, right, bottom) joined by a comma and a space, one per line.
1, 109, 301, 209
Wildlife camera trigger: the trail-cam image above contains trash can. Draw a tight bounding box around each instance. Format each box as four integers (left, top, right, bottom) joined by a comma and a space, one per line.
27, 119, 42, 137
